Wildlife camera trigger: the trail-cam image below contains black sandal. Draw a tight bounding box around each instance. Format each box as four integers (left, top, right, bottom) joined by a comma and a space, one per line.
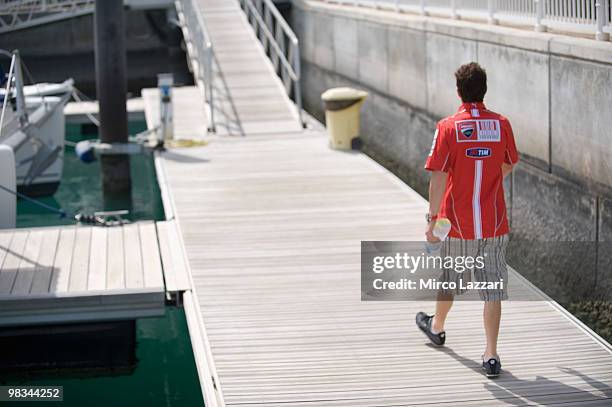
416, 312, 446, 346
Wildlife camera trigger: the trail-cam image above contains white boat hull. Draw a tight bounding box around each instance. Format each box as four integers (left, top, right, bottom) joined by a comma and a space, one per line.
1, 95, 67, 197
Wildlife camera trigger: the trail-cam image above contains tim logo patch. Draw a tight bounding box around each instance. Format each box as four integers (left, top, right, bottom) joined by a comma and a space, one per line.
456, 120, 501, 142
466, 147, 491, 158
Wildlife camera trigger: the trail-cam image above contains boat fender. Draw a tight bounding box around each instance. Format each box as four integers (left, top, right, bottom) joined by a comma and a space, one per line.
75, 140, 96, 163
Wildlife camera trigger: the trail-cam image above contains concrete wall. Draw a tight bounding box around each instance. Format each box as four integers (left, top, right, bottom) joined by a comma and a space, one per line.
290, 0, 612, 301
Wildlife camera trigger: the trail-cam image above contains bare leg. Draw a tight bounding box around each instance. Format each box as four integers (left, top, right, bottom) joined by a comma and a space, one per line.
432, 291, 454, 332
483, 300, 502, 359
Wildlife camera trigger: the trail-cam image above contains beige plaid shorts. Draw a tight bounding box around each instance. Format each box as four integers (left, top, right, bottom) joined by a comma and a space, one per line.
438, 235, 509, 301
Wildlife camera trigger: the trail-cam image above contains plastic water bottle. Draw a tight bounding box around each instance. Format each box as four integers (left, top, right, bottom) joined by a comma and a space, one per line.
425, 218, 452, 254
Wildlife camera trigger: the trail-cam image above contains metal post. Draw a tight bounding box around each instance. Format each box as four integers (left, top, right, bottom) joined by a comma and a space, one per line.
451, 0, 458, 19
595, 0, 610, 40
206, 48, 215, 133
534, 0, 547, 32
293, 40, 304, 128
395, 0, 400, 12
488, 0, 498, 24
420, 0, 426, 15
167, 6, 190, 86
13, 51, 27, 126
158, 73, 174, 144
94, 0, 131, 194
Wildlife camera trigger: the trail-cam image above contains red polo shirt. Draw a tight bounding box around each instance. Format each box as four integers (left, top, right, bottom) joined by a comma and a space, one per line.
425, 102, 519, 240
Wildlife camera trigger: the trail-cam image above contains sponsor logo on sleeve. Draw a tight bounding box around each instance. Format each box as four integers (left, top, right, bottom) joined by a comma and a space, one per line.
466, 147, 492, 158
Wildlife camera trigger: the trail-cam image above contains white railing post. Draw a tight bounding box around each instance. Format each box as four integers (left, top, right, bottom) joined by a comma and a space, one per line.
451, 0, 458, 19
292, 39, 304, 127
206, 40, 214, 132
595, 0, 610, 40
13, 50, 28, 126
395, 0, 399, 12
534, 0, 546, 32
487, 0, 497, 24
420, 0, 426, 15
177, 0, 216, 132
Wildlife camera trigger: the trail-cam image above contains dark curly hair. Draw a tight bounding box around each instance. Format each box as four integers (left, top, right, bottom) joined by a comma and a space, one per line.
455, 62, 487, 103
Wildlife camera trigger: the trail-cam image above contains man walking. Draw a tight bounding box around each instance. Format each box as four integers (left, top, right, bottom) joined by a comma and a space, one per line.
415, 62, 519, 377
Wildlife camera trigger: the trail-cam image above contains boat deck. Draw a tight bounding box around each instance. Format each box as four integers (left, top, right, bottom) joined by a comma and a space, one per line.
0, 221, 165, 327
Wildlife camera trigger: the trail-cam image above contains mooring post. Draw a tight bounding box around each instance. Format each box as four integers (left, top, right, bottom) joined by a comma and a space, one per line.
94, 0, 131, 195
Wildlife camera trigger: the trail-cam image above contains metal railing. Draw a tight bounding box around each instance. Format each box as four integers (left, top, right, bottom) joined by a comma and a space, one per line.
0, 0, 93, 13
175, 0, 215, 132
238, 0, 304, 125
0, 0, 173, 33
0, 0, 94, 33
321, 0, 611, 40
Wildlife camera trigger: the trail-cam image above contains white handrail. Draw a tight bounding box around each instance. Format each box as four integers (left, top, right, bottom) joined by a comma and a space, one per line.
0, 53, 16, 140
322, 0, 611, 40
175, 0, 215, 132
238, 0, 304, 126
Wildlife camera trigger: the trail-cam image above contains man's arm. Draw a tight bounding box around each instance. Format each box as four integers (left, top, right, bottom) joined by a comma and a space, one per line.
426, 171, 448, 242
502, 119, 519, 176
502, 163, 514, 178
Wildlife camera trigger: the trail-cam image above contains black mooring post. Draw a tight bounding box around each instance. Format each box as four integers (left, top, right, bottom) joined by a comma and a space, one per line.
94, 0, 131, 195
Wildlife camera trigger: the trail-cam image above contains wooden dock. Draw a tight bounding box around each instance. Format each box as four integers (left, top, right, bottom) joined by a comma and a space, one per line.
156, 119, 612, 406
0, 222, 165, 327
160, 0, 612, 404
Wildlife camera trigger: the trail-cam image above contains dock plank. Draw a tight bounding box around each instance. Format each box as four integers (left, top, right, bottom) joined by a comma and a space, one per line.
68, 227, 91, 292
30, 228, 60, 294
11, 229, 44, 295
124, 223, 144, 289
139, 222, 164, 290
87, 226, 107, 291
156, 221, 177, 291
0, 230, 29, 294
50, 227, 76, 293
106, 226, 125, 290
157, 220, 191, 293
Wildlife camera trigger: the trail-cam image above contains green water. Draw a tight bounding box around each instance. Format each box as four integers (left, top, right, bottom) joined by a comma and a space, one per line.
2, 308, 205, 407
6, 123, 204, 406
16, 122, 164, 228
